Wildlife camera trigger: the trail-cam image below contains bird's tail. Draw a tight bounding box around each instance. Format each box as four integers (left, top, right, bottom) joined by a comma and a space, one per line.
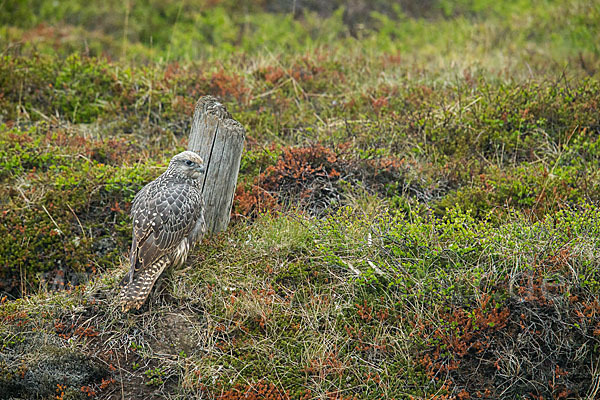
119, 257, 169, 312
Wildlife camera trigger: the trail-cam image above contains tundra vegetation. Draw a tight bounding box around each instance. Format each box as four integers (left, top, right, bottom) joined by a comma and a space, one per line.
0, 0, 599, 399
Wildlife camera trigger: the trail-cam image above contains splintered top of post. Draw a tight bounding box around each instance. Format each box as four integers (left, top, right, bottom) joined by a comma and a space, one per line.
194, 95, 232, 121
222, 117, 244, 133
187, 95, 245, 156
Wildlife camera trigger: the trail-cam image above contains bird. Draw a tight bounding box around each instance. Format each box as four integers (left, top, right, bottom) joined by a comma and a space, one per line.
119, 151, 206, 312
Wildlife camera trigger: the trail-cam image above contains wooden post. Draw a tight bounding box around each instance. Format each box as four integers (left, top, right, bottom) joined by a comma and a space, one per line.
188, 96, 245, 234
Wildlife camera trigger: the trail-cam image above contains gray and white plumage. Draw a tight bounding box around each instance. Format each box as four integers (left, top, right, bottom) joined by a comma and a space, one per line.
119, 151, 206, 312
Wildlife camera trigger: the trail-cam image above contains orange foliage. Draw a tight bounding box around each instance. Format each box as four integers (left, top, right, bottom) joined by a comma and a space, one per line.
55, 321, 98, 339
419, 293, 509, 379
355, 300, 373, 322
99, 377, 116, 390
258, 66, 286, 84
55, 384, 66, 400
304, 350, 345, 379
371, 96, 389, 112
209, 69, 250, 103
234, 183, 278, 218
233, 143, 416, 217
80, 385, 96, 397
216, 381, 290, 400
234, 144, 343, 218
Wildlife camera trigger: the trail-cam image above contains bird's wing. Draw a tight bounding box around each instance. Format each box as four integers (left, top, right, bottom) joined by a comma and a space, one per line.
127, 183, 151, 275
131, 181, 203, 270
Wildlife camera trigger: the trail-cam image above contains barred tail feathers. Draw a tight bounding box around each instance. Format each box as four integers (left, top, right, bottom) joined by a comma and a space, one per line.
119, 257, 169, 312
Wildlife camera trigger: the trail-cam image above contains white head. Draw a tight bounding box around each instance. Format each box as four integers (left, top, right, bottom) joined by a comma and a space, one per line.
168, 151, 205, 179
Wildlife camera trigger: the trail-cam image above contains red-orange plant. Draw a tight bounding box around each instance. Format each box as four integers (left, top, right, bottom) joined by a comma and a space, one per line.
216, 381, 290, 400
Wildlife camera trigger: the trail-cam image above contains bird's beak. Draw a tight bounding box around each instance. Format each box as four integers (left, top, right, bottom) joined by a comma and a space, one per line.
195, 165, 205, 174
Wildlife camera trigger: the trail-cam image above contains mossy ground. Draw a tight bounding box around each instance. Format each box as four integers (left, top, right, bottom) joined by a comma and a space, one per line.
1, 1, 600, 399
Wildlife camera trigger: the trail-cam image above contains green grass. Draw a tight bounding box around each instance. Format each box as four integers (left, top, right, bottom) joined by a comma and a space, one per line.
0, 0, 599, 398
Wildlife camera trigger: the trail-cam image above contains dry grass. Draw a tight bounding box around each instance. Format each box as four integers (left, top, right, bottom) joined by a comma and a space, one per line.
2, 204, 599, 398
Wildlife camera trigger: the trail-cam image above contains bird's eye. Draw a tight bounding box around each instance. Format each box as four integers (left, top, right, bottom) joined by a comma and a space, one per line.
185, 160, 194, 166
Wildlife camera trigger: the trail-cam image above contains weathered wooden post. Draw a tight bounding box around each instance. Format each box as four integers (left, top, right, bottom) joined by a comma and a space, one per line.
187, 96, 245, 234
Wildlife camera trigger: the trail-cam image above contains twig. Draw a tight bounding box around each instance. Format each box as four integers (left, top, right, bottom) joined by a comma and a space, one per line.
343, 260, 362, 276
115, 351, 125, 400
367, 260, 384, 276
41, 204, 63, 236
67, 203, 87, 240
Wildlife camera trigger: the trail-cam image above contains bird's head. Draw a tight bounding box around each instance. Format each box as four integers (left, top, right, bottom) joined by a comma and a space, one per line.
169, 151, 205, 179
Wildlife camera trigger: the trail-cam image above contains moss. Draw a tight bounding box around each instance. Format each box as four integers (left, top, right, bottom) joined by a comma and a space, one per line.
0, 123, 162, 296
0, 333, 108, 399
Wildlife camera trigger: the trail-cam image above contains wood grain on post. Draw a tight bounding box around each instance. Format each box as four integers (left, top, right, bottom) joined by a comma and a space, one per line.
187, 96, 245, 234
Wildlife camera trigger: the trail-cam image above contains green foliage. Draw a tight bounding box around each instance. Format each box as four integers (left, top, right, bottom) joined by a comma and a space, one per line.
1, 0, 599, 67
144, 367, 166, 386
0, 123, 160, 295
